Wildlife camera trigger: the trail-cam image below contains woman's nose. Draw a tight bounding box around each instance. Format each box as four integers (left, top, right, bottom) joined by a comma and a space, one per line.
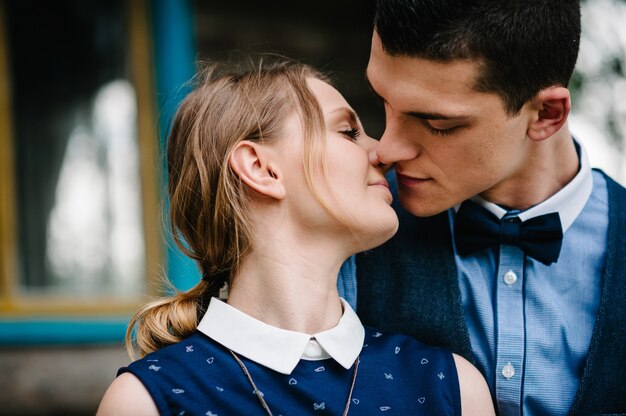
366, 136, 391, 172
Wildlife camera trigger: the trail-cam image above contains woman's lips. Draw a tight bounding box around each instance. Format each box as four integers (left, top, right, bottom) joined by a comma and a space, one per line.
368, 180, 392, 203
369, 179, 389, 188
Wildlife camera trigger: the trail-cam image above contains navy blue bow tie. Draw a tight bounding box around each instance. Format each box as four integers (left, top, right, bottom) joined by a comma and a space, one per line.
454, 200, 563, 265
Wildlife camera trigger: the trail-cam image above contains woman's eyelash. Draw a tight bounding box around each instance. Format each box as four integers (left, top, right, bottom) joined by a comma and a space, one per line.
340, 127, 361, 140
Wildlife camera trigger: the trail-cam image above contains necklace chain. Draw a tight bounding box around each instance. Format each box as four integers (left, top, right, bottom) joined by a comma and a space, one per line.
229, 350, 359, 416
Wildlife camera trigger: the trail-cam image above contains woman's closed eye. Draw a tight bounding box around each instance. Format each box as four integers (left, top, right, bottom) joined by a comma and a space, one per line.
340, 127, 361, 141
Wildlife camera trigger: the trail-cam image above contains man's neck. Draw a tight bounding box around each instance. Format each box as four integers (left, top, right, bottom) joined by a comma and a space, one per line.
480, 130, 579, 211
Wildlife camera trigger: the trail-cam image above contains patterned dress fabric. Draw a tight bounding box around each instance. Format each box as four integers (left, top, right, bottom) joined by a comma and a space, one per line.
120, 327, 461, 415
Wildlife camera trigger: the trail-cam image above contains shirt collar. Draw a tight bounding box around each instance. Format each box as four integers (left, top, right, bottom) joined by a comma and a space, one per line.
457, 138, 593, 233
197, 297, 364, 375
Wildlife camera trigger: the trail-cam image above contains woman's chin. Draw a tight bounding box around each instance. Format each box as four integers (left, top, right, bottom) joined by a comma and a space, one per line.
355, 214, 399, 252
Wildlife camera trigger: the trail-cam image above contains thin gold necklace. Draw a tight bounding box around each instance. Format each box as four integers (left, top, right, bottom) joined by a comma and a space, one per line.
229, 350, 360, 416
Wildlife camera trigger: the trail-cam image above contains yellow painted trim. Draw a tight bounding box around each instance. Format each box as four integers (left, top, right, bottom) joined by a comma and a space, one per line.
128, 0, 164, 298
0, 0, 164, 316
0, 0, 18, 309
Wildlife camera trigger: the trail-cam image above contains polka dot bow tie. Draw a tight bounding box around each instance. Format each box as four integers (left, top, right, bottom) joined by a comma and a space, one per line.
454, 200, 563, 266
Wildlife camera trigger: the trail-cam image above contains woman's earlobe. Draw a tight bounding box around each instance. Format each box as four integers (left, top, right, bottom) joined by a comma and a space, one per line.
228, 141, 285, 200
527, 86, 571, 141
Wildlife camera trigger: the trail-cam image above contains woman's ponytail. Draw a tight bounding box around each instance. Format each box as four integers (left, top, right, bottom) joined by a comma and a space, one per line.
125, 280, 212, 358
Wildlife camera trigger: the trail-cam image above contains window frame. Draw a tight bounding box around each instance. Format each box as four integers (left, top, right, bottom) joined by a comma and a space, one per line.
0, 0, 161, 322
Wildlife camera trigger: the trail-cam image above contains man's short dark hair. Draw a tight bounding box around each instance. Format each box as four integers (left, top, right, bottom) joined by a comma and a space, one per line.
374, 0, 581, 114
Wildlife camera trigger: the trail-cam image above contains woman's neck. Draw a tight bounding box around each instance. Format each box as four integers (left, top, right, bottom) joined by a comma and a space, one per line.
226, 242, 345, 335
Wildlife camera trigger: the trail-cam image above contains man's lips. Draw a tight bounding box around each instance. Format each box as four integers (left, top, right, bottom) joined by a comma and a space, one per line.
396, 172, 432, 186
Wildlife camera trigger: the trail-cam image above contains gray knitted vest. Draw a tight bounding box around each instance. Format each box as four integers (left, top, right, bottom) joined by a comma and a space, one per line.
357, 170, 626, 415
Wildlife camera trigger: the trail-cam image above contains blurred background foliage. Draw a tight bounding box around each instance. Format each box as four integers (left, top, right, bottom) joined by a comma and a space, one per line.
570, 0, 626, 180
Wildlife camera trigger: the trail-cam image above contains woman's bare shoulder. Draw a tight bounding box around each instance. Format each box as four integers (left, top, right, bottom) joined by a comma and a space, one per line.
453, 353, 496, 416
97, 372, 158, 416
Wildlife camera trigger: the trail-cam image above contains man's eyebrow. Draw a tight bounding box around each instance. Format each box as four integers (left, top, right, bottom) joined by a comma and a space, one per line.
405, 111, 468, 121
364, 72, 386, 103
365, 70, 469, 121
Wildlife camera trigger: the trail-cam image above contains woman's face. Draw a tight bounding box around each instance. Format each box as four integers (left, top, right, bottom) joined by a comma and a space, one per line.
277, 78, 399, 252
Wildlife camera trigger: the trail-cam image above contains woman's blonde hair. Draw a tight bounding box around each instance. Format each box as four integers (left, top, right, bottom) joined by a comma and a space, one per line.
126, 60, 334, 358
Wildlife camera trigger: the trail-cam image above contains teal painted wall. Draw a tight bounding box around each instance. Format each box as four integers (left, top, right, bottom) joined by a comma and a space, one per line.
152, 0, 202, 292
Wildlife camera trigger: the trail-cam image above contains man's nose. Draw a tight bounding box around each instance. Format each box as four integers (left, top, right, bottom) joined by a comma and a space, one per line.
376, 121, 421, 165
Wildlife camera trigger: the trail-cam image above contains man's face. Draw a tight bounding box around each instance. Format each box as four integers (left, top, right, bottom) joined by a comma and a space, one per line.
366, 32, 534, 217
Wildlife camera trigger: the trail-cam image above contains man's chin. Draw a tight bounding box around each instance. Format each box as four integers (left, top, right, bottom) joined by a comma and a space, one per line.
398, 193, 452, 218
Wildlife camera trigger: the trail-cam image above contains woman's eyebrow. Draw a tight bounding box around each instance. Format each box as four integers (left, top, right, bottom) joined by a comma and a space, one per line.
326, 107, 359, 124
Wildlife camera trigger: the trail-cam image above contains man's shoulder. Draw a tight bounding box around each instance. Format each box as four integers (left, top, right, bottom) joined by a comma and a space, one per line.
593, 168, 626, 195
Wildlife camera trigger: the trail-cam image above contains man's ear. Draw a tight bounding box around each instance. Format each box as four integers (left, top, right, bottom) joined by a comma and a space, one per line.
527, 86, 571, 141
228, 141, 285, 200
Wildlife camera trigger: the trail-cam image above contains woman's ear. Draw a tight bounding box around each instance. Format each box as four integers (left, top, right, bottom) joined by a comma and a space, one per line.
527, 86, 571, 141
228, 141, 285, 200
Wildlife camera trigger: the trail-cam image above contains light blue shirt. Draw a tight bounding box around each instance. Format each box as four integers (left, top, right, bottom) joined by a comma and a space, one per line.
339, 142, 609, 416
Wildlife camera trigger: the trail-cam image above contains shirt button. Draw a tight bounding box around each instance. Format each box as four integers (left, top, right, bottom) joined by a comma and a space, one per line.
502, 362, 515, 379
503, 270, 517, 286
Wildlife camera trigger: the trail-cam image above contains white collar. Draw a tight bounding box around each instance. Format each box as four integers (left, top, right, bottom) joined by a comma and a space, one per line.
457, 139, 593, 233
197, 297, 364, 375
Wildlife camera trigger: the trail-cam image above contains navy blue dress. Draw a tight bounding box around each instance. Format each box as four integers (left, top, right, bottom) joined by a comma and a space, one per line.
119, 327, 461, 415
